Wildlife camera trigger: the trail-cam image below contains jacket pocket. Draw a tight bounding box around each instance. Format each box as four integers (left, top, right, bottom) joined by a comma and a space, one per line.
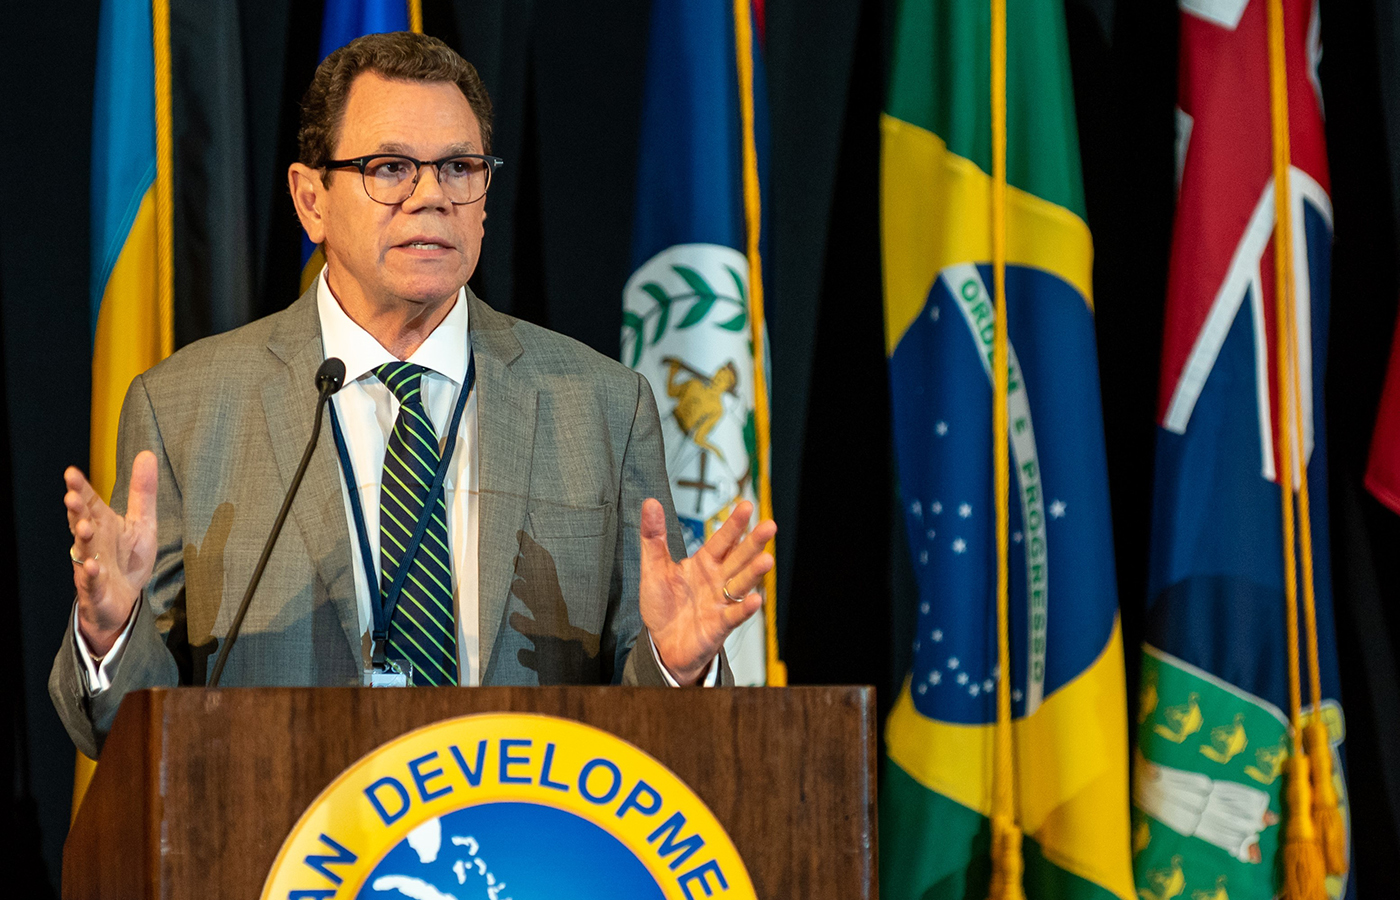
526, 501, 612, 538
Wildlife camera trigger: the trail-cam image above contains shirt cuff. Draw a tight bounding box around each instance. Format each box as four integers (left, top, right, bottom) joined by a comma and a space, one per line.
73, 597, 140, 696
648, 632, 720, 687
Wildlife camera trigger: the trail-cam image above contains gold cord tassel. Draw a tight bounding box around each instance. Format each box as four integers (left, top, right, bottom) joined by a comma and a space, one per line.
988, 815, 1027, 900
1305, 719, 1348, 875
1280, 753, 1327, 900
1266, 2, 1334, 893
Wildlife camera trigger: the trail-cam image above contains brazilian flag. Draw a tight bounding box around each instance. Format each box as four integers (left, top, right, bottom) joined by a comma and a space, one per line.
878, 1, 1133, 899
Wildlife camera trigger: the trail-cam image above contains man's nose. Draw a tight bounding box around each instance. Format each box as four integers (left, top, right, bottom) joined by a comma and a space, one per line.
404, 164, 449, 209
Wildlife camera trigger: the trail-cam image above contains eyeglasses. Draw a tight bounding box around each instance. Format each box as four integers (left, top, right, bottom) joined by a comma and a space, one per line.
323, 153, 504, 205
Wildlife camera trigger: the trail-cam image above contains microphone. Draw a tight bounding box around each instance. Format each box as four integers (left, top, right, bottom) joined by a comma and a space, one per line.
208, 357, 346, 687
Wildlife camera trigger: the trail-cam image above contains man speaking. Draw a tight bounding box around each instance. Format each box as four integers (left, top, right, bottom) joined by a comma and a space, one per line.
51, 32, 775, 759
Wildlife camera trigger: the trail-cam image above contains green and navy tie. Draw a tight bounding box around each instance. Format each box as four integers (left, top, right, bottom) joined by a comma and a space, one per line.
376, 362, 457, 685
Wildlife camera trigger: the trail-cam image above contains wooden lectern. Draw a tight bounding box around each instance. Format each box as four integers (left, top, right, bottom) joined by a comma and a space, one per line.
65, 686, 876, 898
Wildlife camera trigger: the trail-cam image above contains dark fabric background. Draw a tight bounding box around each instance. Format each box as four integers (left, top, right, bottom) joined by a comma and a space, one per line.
5, 0, 1399, 894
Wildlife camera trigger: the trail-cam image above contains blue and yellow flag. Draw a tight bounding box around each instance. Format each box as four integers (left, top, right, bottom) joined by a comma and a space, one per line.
78, 0, 174, 815
300, 0, 419, 291
621, 0, 779, 685
878, 0, 1132, 897
90, 0, 173, 504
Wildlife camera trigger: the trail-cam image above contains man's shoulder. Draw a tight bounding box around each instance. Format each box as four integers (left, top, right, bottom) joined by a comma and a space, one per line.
140, 296, 313, 391
476, 298, 642, 390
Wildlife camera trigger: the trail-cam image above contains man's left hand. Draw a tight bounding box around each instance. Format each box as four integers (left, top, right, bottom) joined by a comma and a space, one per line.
639, 498, 776, 685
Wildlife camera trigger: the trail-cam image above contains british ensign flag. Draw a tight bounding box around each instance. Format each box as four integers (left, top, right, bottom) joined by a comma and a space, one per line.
1146, 0, 1350, 808
1143, 2, 1352, 895
1158, 0, 1330, 479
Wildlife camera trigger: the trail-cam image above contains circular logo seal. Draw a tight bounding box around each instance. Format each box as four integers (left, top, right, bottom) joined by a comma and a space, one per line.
261, 713, 756, 900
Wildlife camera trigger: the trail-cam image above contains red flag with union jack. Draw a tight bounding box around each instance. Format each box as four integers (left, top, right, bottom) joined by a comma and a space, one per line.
1133, 1, 1354, 897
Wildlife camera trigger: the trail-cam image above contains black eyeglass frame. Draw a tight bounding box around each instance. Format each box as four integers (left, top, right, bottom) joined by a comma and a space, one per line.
322, 153, 505, 205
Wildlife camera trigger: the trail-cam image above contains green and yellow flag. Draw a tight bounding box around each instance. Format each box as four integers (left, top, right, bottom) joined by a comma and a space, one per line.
879, 0, 1132, 898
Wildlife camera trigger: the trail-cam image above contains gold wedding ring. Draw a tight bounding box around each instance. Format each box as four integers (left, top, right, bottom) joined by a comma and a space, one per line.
69, 547, 100, 566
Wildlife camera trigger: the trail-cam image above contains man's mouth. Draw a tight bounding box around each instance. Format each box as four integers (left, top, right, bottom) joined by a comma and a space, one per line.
402, 241, 448, 250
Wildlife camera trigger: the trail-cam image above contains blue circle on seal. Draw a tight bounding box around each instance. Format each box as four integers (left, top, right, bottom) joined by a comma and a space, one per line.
358, 801, 665, 899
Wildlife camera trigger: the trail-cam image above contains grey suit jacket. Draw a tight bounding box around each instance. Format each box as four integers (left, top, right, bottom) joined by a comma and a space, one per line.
51, 287, 721, 758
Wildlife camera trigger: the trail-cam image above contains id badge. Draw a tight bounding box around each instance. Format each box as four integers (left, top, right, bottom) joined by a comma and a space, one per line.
369, 658, 414, 688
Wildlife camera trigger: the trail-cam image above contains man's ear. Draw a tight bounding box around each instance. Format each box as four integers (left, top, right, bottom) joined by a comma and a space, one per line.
288, 163, 327, 245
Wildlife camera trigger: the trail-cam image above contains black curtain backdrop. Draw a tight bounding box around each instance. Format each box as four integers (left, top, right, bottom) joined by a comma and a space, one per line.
5, 0, 1400, 895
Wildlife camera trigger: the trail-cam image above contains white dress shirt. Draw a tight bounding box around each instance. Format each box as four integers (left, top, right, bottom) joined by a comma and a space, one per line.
77, 269, 710, 689
317, 272, 485, 683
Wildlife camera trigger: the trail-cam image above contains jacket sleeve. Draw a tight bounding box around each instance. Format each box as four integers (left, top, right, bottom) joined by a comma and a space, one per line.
49, 373, 184, 758
612, 371, 733, 687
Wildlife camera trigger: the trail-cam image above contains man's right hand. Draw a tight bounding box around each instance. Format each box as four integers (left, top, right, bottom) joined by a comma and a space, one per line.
64, 451, 159, 656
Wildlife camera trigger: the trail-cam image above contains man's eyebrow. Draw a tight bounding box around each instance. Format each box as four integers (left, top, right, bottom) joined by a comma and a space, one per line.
372, 141, 479, 156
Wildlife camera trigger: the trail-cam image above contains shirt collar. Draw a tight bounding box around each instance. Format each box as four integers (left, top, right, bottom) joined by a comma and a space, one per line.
315, 267, 471, 385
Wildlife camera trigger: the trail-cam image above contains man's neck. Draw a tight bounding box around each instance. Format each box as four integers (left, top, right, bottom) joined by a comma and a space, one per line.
325, 274, 458, 360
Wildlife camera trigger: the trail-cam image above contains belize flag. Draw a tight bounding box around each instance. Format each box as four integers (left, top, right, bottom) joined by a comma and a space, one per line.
300, 0, 416, 291
1134, 2, 1353, 899
621, 0, 770, 685
878, 0, 1132, 898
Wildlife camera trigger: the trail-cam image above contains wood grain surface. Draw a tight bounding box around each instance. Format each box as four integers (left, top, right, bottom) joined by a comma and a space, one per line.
65, 686, 877, 899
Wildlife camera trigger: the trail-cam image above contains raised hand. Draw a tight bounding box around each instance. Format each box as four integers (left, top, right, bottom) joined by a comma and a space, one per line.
64, 451, 159, 656
639, 498, 776, 685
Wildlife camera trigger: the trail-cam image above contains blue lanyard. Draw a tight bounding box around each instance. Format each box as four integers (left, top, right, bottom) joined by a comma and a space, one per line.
328, 352, 476, 666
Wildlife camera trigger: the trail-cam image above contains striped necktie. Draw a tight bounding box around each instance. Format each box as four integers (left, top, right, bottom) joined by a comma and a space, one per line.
376, 362, 457, 686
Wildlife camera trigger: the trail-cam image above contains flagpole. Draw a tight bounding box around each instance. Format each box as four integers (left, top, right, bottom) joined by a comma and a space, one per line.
733, 0, 784, 686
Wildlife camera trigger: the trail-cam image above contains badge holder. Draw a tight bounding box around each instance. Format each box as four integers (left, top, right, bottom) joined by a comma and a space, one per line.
367, 631, 413, 687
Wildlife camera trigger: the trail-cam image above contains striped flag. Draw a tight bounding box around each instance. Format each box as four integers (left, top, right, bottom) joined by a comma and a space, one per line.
90, 0, 173, 504
621, 0, 780, 686
878, 0, 1132, 897
76, 0, 175, 813
300, 0, 419, 291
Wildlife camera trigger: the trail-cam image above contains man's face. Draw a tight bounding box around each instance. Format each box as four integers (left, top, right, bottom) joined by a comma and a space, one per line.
296, 72, 487, 312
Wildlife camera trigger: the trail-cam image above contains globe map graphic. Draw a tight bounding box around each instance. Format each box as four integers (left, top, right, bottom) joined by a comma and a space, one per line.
357, 801, 666, 899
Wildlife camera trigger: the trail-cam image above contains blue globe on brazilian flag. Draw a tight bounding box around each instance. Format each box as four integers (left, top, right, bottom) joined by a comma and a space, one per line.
879, 1, 1132, 899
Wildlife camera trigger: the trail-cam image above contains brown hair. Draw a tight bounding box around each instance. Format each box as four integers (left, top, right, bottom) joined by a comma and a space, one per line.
298, 31, 494, 172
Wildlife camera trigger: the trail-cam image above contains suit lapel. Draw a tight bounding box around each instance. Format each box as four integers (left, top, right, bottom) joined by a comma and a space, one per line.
469, 293, 537, 680
262, 289, 362, 664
